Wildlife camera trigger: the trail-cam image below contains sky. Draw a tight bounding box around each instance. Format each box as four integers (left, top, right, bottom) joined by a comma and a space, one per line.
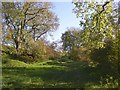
46, 2, 80, 42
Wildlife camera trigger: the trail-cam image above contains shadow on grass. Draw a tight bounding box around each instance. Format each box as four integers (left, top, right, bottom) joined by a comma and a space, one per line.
2, 61, 104, 88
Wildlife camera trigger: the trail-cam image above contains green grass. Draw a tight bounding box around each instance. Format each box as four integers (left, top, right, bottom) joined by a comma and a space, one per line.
2, 58, 118, 88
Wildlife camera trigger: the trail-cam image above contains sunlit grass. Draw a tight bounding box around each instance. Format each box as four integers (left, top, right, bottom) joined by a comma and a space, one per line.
2, 59, 72, 88
2, 59, 118, 88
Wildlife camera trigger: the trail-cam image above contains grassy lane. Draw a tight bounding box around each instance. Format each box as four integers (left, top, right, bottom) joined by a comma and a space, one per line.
3, 59, 111, 88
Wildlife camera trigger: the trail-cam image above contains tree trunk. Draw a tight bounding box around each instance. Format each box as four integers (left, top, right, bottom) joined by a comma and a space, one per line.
14, 39, 19, 54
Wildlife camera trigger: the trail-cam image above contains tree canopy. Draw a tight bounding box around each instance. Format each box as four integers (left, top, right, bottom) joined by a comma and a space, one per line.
61, 27, 83, 52
73, 0, 118, 48
2, 2, 59, 51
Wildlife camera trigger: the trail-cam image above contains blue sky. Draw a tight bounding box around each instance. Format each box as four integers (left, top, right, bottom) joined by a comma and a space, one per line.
47, 2, 80, 42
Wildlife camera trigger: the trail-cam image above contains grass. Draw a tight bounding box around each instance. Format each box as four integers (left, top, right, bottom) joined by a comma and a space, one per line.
2, 58, 118, 88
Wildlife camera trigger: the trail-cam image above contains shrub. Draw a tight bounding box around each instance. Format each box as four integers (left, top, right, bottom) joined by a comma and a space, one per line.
2, 44, 16, 55
3, 59, 28, 68
90, 41, 118, 75
45, 46, 60, 60
69, 47, 89, 61
17, 40, 48, 62
58, 55, 72, 62
99, 75, 118, 88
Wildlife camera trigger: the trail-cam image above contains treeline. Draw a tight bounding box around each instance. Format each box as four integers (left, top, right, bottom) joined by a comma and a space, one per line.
2, 40, 60, 62
61, 27, 118, 73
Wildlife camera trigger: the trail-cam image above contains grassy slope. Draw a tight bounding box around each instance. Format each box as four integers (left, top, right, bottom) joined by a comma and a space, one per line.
2, 58, 99, 88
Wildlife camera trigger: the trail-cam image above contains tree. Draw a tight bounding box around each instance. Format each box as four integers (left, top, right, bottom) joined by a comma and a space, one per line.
69, 47, 89, 61
73, 1, 119, 81
61, 27, 83, 52
73, 0, 118, 48
2, 2, 59, 52
61, 27, 91, 61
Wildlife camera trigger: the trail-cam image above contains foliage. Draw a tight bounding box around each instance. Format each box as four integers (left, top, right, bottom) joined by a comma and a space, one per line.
45, 46, 60, 60
2, 2, 59, 51
72, 1, 119, 88
87, 75, 118, 88
73, 1, 118, 48
61, 27, 83, 52
90, 40, 118, 76
2, 2, 60, 62
99, 75, 118, 88
3, 59, 28, 68
26, 40, 46, 60
24, 39, 60, 61
58, 55, 72, 62
61, 28, 90, 61
2, 39, 60, 63
69, 47, 89, 61
2, 44, 16, 55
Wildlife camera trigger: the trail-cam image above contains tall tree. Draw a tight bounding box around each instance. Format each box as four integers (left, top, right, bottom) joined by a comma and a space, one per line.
2, 2, 59, 51
61, 27, 83, 52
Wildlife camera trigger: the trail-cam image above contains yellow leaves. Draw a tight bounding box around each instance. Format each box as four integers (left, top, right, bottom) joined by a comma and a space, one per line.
99, 42, 105, 48
86, 31, 90, 36
5, 26, 13, 40
95, 41, 105, 49
6, 34, 12, 40
97, 5, 102, 12
100, 20, 105, 27
100, 28, 104, 32
107, 32, 113, 38
23, 3, 30, 10
106, 1, 112, 14
74, 1, 116, 49
108, 26, 113, 31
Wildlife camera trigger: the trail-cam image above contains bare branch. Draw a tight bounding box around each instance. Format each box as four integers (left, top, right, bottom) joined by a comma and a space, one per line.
36, 29, 49, 40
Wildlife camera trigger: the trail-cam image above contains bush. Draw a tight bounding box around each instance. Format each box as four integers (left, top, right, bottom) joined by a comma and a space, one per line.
18, 40, 48, 62
45, 47, 60, 60
3, 59, 28, 68
2, 44, 16, 55
90, 41, 118, 75
58, 55, 72, 62
99, 75, 118, 88
88, 75, 118, 88
69, 47, 89, 61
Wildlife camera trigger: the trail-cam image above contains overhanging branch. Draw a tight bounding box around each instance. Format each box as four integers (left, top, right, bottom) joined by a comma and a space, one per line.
92, 1, 110, 28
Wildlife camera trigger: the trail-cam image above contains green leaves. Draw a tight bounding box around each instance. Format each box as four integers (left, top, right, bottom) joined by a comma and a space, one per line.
2, 2, 59, 51
73, 1, 118, 49
61, 27, 83, 52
